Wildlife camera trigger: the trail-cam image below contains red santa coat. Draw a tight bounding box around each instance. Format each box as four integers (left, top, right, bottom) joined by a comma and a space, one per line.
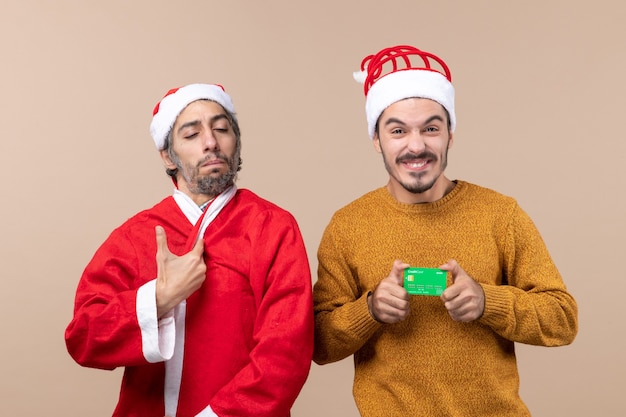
65, 188, 314, 417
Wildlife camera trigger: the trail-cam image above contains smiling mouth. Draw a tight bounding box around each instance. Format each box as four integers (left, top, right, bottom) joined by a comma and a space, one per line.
405, 160, 428, 168
400, 158, 431, 171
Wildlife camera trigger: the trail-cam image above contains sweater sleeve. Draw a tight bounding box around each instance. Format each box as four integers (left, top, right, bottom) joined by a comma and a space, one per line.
208, 210, 314, 417
313, 218, 383, 365
478, 204, 578, 346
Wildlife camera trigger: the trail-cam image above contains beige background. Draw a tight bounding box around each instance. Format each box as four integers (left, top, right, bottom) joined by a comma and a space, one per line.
1, 0, 624, 415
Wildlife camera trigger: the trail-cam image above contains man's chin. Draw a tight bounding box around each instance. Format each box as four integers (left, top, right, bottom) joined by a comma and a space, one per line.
193, 175, 235, 194
403, 180, 435, 194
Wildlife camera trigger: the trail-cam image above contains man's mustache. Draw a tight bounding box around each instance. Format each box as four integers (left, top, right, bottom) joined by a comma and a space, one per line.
396, 151, 437, 164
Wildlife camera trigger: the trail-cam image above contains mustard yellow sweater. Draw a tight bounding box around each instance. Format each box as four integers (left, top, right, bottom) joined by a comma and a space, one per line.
313, 181, 578, 417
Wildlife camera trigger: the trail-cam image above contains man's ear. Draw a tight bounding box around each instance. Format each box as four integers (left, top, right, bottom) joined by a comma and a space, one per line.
373, 133, 382, 153
160, 149, 177, 170
448, 131, 454, 148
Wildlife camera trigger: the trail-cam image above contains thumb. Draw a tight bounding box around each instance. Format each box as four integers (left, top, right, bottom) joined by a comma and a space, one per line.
390, 259, 410, 285
439, 259, 460, 282
155, 226, 171, 259
190, 237, 205, 256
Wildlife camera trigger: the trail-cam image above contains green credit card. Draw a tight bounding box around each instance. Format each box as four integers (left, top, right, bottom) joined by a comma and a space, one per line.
403, 267, 447, 296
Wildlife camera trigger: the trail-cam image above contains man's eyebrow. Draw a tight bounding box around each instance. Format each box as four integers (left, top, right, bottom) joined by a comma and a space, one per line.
177, 120, 201, 134
383, 115, 445, 127
423, 115, 445, 125
383, 117, 408, 127
176, 114, 229, 134
210, 114, 230, 125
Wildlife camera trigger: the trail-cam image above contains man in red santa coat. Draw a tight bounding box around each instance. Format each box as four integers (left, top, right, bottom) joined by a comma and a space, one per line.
66, 83, 314, 417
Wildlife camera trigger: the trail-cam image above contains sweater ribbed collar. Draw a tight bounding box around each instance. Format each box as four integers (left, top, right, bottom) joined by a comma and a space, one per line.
381, 180, 466, 213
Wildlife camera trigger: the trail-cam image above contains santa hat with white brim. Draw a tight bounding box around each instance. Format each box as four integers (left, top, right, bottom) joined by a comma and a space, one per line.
353, 45, 456, 139
150, 83, 235, 150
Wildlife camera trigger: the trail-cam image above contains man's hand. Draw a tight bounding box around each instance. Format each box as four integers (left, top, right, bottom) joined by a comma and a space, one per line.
439, 259, 485, 322
367, 260, 411, 324
155, 226, 206, 318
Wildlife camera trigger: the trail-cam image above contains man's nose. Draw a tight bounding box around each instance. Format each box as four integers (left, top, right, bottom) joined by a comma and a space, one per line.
201, 129, 219, 151
406, 131, 426, 153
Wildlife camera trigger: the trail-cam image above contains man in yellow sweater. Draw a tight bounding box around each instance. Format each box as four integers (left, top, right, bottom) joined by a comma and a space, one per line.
313, 45, 578, 416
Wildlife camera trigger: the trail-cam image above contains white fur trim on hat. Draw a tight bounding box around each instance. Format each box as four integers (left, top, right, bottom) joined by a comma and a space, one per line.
364, 70, 456, 139
149, 83, 235, 150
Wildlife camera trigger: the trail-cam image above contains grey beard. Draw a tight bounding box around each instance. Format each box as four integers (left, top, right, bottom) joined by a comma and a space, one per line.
170, 147, 240, 197
187, 169, 237, 196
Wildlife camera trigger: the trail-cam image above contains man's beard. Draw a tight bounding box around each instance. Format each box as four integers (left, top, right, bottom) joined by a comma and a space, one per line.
383, 145, 449, 194
171, 148, 240, 197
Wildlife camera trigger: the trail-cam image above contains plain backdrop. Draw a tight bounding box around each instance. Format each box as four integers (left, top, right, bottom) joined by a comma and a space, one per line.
1, 1, 624, 416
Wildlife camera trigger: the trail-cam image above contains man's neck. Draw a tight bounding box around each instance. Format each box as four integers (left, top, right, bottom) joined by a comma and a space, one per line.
388, 177, 456, 204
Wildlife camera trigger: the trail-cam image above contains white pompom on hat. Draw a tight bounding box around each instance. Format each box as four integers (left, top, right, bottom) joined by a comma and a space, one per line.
149, 83, 235, 150
353, 45, 456, 139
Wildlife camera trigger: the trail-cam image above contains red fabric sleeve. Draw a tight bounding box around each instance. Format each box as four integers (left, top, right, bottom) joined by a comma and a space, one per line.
65, 226, 149, 369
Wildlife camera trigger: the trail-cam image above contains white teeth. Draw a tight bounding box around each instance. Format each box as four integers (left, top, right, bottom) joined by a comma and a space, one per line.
406, 161, 426, 168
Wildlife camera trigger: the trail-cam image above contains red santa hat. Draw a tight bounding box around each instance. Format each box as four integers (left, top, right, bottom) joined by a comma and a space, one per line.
150, 83, 235, 149
353, 45, 456, 139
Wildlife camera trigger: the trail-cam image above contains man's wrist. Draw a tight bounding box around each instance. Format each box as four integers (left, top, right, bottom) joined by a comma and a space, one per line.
366, 291, 382, 323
